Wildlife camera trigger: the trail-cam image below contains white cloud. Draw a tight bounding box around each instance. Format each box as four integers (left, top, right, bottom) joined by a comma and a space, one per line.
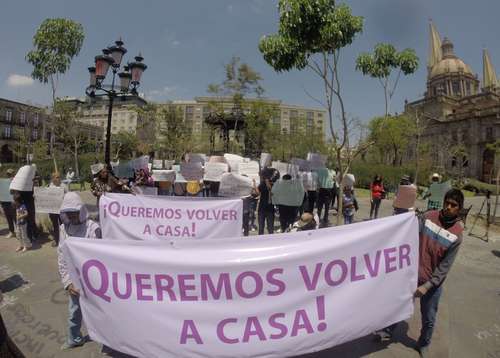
6, 74, 34, 87
147, 86, 177, 100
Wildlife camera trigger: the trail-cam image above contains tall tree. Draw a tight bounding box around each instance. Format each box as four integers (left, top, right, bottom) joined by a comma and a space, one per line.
207, 57, 265, 153
356, 43, 419, 118
26, 18, 85, 171
259, 0, 364, 224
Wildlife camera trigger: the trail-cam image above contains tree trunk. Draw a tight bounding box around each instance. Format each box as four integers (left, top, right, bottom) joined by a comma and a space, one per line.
50, 75, 59, 173
74, 138, 80, 178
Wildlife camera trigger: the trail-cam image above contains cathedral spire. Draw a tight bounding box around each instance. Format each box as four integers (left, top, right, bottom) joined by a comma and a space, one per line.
483, 48, 498, 90
428, 20, 442, 71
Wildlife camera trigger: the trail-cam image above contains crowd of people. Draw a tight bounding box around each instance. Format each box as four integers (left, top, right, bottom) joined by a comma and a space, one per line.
0, 158, 466, 357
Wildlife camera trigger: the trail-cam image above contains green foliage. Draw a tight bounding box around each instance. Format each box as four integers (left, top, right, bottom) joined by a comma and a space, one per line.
26, 18, 84, 86
350, 160, 416, 191
367, 115, 415, 166
356, 44, 419, 78
259, 1, 363, 72
243, 100, 281, 156
112, 130, 139, 161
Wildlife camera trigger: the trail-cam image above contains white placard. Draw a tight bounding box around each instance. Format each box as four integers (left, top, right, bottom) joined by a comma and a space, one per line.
153, 160, 164, 169
152, 170, 176, 182
34, 187, 65, 214
204, 163, 229, 182
237, 161, 260, 184
260, 152, 272, 168
180, 163, 204, 181
218, 173, 253, 197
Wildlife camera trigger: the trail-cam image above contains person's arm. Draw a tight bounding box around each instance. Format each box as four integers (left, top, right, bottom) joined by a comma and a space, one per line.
18, 208, 28, 221
415, 237, 462, 296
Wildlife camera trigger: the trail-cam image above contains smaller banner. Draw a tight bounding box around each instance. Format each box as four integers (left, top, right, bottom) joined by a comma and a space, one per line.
204, 163, 229, 182
152, 170, 176, 183
34, 187, 65, 214
218, 173, 253, 198
100, 193, 243, 240
180, 163, 204, 181
0, 179, 12, 202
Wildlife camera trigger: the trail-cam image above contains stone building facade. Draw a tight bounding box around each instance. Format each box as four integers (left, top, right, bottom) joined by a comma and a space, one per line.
405, 23, 499, 182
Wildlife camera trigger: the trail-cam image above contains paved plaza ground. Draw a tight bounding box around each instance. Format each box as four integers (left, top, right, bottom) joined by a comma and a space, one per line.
0, 193, 499, 358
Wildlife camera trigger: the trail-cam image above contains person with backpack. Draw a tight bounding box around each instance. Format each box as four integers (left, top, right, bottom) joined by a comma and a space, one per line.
342, 186, 358, 224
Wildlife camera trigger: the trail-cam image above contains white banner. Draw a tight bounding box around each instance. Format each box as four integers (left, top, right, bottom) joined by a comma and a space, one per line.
63, 213, 418, 358
204, 163, 229, 182
34, 187, 65, 214
260, 152, 272, 168
218, 173, 253, 198
99, 193, 243, 240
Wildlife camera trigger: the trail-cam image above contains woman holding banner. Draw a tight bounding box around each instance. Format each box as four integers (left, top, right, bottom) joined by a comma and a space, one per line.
90, 164, 131, 206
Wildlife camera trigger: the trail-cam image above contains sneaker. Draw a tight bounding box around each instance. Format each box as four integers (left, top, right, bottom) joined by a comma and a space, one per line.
6, 232, 15, 239
61, 340, 85, 350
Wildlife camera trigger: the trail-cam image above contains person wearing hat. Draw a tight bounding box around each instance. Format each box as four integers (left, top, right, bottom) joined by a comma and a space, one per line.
57, 192, 101, 350
1, 169, 16, 238
90, 164, 131, 206
291, 212, 317, 232
393, 175, 417, 215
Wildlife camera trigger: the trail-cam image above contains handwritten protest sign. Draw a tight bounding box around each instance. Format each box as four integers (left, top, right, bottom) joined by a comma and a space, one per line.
0, 179, 12, 202
218, 173, 253, 197
34, 187, 65, 214
237, 161, 260, 184
204, 163, 228, 182
152, 170, 176, 182
153, 160, 164, 169
64, 213, 418, 358
131, 186, 158, 196
224, 154, 244, 172
129, 156, 150, 170
208, 156, 226, 164
164, 160, 175, 170
260, 152, 272, 168
180, 163, 204, 181
99, 193, 242, 240
307, 152, 326, 170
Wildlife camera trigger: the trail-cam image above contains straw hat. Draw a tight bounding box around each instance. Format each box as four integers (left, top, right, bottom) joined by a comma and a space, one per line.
297, 212, 315, 228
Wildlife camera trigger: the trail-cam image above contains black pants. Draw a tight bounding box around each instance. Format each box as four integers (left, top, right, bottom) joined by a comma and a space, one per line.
49, 213, 61, 245
258, 209, 274, 235
307, 191, 317, 213
1, 202, 15, 234
19, 192, 37, 241
278, 205, 298, 232
243, 212, 250, 236
370, 198, 382, 219
317, 188, 331, 222
330, 186, 338, 209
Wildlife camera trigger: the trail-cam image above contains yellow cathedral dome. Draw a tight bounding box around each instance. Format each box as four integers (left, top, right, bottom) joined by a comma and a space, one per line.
429, 37, 474, 79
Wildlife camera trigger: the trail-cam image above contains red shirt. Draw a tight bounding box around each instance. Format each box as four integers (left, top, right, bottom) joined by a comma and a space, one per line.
370, 182, 384, 200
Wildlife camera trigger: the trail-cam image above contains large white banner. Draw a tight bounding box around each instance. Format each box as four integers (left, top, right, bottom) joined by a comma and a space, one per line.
99, 193, 243, 240
63, 213, 418, 358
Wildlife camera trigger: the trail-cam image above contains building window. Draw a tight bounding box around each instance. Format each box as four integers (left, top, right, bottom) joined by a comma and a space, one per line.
32, 129, 38, 140
290, 110, 298, 119
4, 126, 11, 138
186, 106, 194, 120
6, 110, 12, 122
20, 112, 26, 124
33, 113, 39, 126
465, 82, 471, 96
486, 127, 494, 141
452, 81, 461, 96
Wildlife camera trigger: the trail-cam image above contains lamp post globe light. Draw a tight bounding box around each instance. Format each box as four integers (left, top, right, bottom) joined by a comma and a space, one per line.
85, 39, 147, 168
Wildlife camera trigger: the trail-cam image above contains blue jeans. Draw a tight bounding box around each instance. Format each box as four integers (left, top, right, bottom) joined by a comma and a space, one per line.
68, 294, 83, 345
383, 284, 443, 347
418, 285, 443, 347
344, 214, 354, 224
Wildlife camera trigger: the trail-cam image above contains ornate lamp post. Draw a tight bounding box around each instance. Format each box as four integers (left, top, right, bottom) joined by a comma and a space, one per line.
85, 39, 147, 167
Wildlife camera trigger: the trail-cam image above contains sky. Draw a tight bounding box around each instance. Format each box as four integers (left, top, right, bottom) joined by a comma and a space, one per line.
0, 0, 499, 126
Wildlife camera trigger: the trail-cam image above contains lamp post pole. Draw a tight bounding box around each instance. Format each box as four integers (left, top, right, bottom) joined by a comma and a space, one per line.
85, 39, 147, 169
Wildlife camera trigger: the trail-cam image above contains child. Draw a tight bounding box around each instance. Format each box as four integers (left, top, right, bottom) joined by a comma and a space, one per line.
342, 186, 357, 225
13, 192, 31, 252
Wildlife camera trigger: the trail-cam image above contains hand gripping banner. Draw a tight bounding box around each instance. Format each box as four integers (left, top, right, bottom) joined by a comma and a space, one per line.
63, 213, 418, 358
